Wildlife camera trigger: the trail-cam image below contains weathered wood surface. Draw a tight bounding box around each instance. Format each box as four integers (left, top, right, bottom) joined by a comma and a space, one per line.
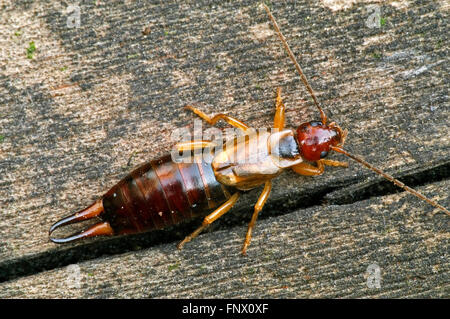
0, 180, 448, 298
0, 0, 448, 298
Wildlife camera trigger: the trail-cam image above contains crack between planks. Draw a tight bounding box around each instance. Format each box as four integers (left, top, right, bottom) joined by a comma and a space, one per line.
0, 160, 448, 284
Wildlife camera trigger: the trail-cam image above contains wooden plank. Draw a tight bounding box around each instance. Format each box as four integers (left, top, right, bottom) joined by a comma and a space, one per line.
0, 0, 448, 296
0, 180, 448, 298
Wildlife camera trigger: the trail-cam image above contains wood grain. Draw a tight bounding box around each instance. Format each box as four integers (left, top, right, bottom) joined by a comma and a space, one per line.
0, 0, 448, 297
0, 180, 448, 298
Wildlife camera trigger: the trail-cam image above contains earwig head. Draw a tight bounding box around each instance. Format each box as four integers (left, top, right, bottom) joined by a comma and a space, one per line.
296, 121, 344, 161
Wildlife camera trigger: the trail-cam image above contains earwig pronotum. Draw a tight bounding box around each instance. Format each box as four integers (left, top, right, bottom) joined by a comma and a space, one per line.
49, 4, 449, 255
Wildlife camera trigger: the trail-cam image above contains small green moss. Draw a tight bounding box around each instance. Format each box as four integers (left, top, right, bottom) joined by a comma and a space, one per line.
168, 263, 180, 271
127, 53, 139, 59
246, 267, 256, 275
216, 65, 222, 70
164, 30, 169, 36
0, 135, 4, 143
26, 41, 36, 59
372, 52, 381, 59
14, 30, 22, 37
60, 66, 67, 71
380, 17, 387, 26
87, 272, 94, 277
435, 39, 443, 49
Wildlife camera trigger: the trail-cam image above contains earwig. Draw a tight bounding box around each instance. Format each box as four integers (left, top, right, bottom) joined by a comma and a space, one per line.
49, 4, 449, 255
49, 155, 233, 243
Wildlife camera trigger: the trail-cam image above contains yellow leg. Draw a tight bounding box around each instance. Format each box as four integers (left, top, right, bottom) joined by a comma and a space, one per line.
292, 159, 348, 176
177, 192, 240, 250
321, 159, 348, 168
340, 129, 348, 147
273, 87, 285, 130
242, 181, 272, 255
292, 160, 325, 176
185, 105, 249, 131
176, 140, 216, 152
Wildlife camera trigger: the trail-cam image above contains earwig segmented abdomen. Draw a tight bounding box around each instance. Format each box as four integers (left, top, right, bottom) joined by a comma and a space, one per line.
49, 154, 233, 242
102, 154, 232, 235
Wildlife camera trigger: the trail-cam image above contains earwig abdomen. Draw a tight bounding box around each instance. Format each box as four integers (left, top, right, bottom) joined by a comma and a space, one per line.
49, 154, 233, 242
101, 154, 231, 235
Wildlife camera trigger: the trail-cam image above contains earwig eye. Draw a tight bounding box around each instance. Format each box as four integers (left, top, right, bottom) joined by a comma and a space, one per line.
320, 150, 328, 158
301, 125, 310, 132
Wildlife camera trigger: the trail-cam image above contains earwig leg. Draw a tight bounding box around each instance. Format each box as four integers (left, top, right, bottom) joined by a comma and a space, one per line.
341, 129, 348, 146
321, 159, 349, 168
242, 181, 272, 256
177, 192, 240, 250
292, 159, 348, 176
50, 221, 114, 243
185, 105, 249, 131
273, 87, 285, 130
176, 140, 216, 152
291, 160, 325, 176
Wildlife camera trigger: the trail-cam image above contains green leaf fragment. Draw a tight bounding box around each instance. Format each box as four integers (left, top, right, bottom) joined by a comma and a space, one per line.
26, 41, 36, 59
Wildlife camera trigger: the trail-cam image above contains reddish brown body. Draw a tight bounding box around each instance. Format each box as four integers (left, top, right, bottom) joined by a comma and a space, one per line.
102, 155, 231, 234
49, 155, 233, 242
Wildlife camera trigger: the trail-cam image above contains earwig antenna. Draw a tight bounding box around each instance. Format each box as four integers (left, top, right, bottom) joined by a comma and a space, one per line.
264, 4, 448, 216
331, 146, 450, 216
263, 4, 327, 125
